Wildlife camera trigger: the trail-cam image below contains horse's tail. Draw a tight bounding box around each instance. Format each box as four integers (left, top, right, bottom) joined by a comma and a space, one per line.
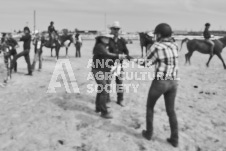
180, 38, 189, 51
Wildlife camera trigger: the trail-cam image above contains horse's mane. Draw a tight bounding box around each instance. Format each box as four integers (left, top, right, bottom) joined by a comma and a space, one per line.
219, 36, 226, 45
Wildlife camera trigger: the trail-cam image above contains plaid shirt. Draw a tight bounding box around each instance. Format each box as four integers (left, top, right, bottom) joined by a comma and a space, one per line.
146, 38, 179, 79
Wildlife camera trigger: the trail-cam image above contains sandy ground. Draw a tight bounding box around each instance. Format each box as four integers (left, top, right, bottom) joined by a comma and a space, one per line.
0, 40, 226, 151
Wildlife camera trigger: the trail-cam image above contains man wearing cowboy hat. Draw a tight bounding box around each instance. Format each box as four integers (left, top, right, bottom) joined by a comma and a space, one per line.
109, 21, 129, 107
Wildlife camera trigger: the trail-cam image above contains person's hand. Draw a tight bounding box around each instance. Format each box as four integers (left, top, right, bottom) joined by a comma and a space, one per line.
126, 55, 134, 61
118, 54, 127, 60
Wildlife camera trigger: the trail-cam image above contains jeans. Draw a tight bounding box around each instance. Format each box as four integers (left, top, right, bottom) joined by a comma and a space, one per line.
92, 69, 111, 114
11, 49, 32, 74
115, 69, 124, 102
9, 48, 17, 72
32, 49, 42, 70
75, 42, 81, 57
146, 79, 178, 141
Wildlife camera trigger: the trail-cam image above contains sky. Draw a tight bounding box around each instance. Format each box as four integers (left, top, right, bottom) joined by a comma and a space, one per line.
0, 0, 226, 32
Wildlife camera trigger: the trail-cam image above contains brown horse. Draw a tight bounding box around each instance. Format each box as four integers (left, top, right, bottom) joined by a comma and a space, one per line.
42, 33, 73, 59
180, 37, 226, 69
138, 32, 154, 57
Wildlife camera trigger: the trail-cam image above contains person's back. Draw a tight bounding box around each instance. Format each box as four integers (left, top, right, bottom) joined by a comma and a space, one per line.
142, 23, 179, 148
148, 38, 178, 78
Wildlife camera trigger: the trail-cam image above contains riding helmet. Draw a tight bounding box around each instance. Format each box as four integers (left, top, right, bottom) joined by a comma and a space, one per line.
50, 21, 54, 24
154, 23, 172, 37
24, 26, 30, 33
205, 23, 210, 27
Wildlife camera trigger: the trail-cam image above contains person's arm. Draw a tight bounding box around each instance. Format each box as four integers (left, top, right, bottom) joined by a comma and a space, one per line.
95, 44, 120, 59
121, 38, 129, 55
138, 44, 158, 66
20, 34, 30, 41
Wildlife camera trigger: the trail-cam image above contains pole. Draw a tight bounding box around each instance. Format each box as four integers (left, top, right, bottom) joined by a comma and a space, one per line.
34, 10, 36, 33
104, 13, 107, 32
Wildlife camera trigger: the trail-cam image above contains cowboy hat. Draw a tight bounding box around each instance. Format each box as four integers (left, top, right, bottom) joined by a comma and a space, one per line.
147, 32, 154, 37
110, 21, 121, 29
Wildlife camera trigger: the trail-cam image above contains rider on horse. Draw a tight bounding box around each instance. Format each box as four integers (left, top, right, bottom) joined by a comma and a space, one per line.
203, 23, 214, 56
48, 21, 58, 46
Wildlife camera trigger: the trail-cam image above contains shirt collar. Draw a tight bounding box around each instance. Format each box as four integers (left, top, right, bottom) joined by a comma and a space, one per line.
159, 37, 174, 43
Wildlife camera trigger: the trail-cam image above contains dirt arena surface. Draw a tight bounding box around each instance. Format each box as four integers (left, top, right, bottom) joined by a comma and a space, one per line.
0, 40, 226, 151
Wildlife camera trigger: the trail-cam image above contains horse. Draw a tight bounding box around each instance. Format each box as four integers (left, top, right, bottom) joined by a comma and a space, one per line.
138, 32, 155, 57
42, 32, 73, 59
180, 36, 226, 69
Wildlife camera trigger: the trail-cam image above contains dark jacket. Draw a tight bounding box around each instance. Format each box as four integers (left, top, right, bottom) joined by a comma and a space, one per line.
20, 33, 31, 50
92, 43, 119, 72
203, 28, 211, 39
6, 38, 18, 48
109, 37, 129, 55
109, 37, 129, 64
48, 25, 56, 34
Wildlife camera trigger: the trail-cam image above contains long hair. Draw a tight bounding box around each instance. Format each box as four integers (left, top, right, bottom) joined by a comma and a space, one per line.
93, 37, 105, 54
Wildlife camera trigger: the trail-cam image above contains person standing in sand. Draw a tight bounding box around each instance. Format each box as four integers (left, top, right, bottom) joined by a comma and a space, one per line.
74, 28, 82, 58
10, 27, 32, 76
92, 32, 128, 119
141, 23, 179, 147
108, 21, 129, 107
32, 31, 45, 71
6, 33, 19, 72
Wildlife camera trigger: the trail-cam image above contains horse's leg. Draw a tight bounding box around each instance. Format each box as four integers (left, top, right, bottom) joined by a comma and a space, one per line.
185, 53, 188, 65
51, 48, 53, 57
216, 53, 226, 69
66, 47, 68, 57
206, 55, 214, 67
141, 46, 143, 57
187, 52, 193, 65
56, 47, 59, 60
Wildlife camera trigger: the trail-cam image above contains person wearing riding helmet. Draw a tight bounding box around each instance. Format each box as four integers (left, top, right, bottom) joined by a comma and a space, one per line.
11, 26, 32, 75
48, 21, 57, 46
141, 23, 179, 147
92, 32, 128, 119
203, 23, 214, 56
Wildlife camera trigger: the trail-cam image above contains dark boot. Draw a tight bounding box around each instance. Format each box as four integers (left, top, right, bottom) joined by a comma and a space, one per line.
116, 93, 124, 106
167, 113, 179, 147
142, 130, 152, 140
25, 72, 32, 76
101, 112, 113, 119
